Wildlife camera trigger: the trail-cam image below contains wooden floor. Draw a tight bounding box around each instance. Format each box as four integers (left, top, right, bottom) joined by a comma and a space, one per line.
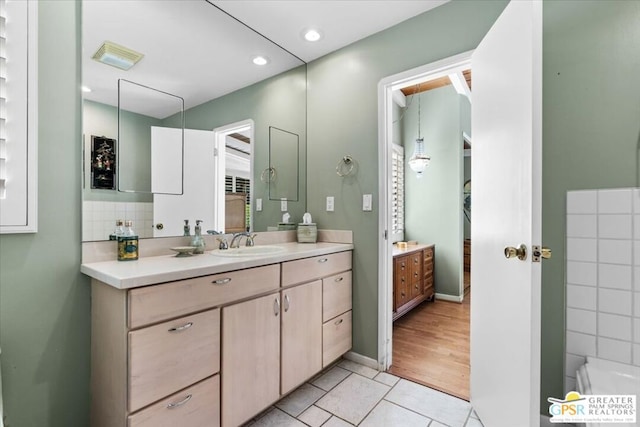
388, 286, 470, 401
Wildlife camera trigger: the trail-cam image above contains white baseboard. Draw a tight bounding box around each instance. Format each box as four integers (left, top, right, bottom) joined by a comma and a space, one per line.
343, 351, 379, 371
435, 293, 463, 303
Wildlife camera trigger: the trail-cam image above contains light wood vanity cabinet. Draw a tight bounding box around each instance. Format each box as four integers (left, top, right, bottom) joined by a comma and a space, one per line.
393, 244, 434, 321
90, 249, 352, 427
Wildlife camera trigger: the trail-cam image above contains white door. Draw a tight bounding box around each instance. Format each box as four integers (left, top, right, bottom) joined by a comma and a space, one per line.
153, 128, 222, 237
470, 1, 542, 426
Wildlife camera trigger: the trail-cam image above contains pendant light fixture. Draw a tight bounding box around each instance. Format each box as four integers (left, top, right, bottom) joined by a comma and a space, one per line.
408, 89, 430, 178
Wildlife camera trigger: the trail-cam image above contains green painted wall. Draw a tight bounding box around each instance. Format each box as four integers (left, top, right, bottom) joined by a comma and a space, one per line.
404, 86, 463, 297
163, 66, 308, 232
541, 0, 640, 411
306, 0, 508, 362
83, 100, 155, 203
0, 2, 90, 426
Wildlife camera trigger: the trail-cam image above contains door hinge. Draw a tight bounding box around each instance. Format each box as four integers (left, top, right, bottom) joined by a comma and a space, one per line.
214, 148, 219, 157
384, 230, 388, 240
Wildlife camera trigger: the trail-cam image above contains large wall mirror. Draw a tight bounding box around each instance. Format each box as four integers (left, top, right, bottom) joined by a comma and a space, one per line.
82, 0, 307, 242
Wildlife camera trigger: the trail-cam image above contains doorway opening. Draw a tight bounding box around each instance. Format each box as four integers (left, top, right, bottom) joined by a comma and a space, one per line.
213, 119, 254, 233
377, 51, 473, 400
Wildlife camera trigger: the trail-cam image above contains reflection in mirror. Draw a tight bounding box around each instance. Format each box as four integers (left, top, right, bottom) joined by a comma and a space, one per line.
117, 79, 184, 195
81, 0, 307, 242
269, 127, 299, 202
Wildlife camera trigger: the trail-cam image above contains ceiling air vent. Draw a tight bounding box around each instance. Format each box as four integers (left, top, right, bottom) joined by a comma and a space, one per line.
92, 41, 144, 71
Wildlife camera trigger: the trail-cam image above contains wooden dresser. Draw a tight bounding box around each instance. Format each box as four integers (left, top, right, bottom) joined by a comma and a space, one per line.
392, 244, 434, 321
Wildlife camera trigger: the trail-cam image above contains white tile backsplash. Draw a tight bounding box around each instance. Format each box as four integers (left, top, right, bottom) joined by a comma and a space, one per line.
567, 215, 597, 238
598, 188, 632, 214
597, 338, 632, 364
567, 285, 597, 310
566, 238, 598, 262
599, 239, 632, 265
83, 201, 154, 241
566, 308, 597, 335
599, 264, 632, 290
598, 289, 632, 316
566, 331, 596, 356
567, 188, 640, 372
598, 214, 632, 239
567, 190, 597, 214
567, 261, 598, 287
598, 313, 632, 341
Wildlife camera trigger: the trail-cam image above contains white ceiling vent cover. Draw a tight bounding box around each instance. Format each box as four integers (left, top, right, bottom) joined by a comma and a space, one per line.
92, 41, 144, 71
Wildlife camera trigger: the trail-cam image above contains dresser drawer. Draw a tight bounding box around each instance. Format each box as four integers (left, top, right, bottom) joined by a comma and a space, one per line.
424, 247, 434, 262
129, 264, 279, 328
282, 251, 351, 287
322, 271, 352, 322
128, 309, 220, 412
128, 375, 220, 427
322, 310, 352, 368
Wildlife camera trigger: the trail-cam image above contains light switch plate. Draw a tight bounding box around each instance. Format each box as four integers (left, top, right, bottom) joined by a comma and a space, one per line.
256, 198, 262, 212
326, 196, 335, 212
363, 194, 373, 211
281, 199, 288, 212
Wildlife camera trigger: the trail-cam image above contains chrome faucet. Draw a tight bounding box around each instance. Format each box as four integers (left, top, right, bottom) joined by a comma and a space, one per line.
230, 232, 256, 248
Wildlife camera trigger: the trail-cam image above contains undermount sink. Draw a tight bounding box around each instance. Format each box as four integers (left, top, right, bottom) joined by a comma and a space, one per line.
210, 245, 286, 257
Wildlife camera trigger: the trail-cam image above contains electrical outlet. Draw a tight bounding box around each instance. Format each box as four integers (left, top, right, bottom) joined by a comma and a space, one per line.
326, 196, 335, 212
281, 198, 288, 212
256, 198, 262, 212
363, 194, 372, 211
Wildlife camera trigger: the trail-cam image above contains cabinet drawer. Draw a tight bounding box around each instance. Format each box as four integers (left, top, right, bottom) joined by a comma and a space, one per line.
129, 309, 220, 412
129, 264, 279, 328
424, 247, 434, 261
322, 271, 352, 322
410, 280, 423, 300
128, 375, 220, 427
322, 311, 352, 368
410, 253, 422, 283
282, 251, 351, 287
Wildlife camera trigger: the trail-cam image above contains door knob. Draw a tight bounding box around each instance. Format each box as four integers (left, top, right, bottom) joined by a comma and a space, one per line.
532, 245, 551, 262
504, 244, 527, 261
155, 223, 164, 230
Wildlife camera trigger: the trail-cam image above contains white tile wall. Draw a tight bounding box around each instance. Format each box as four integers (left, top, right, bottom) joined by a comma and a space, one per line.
82, 201, 154, 241
565, 188, 640, 394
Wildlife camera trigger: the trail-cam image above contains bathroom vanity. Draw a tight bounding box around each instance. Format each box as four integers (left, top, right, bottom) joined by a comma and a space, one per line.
81, 242, 353, 427
392, 243, 434, 321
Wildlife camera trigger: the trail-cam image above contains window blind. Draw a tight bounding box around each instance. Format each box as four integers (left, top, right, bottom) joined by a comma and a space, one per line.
391, 145, 405, 241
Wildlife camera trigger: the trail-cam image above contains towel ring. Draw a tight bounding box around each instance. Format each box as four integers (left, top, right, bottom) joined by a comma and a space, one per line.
261, 167, 277, 183
336, 155, 355, 177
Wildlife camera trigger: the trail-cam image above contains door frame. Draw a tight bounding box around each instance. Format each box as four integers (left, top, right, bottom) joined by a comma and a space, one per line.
213, 119, 255, 233
376, 50, 473, 371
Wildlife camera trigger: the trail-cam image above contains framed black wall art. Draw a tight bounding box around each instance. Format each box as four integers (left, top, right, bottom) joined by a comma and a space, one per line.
91, 135, 116, 190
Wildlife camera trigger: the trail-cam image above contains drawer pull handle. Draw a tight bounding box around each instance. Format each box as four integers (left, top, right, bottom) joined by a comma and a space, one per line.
168, 322, 193, 333
318, 258, 329, 263
401, 292, 406, 297
212, 277, 232, 285
415, 284, 419, 290
335, 318, 343, 326
274, 297, 280, 316
167, 394, 192, 409
284, 294, 291, 312
335, 276, 344, 282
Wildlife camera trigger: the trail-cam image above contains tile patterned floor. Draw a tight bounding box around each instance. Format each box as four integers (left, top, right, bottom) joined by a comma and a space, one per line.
245, 359, 484, 427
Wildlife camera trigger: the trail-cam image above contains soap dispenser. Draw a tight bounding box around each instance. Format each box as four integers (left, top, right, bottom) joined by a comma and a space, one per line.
183, 219, 190, 236
191, 220, 205, 254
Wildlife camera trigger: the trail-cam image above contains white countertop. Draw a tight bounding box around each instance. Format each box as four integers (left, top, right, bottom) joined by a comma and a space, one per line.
81, 242, 354, 289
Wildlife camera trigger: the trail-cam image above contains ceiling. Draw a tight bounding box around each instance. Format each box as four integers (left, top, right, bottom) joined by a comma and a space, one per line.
82, 0, 448, 118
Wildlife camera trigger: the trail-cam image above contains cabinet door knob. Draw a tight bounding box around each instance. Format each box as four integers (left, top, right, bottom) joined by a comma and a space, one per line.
274, 297, 280, 316
168, 322, 193, 333
335, 276, 344, 282
415, 284, 419, 290
167, 394, 192, 409
284, 294, 291, 312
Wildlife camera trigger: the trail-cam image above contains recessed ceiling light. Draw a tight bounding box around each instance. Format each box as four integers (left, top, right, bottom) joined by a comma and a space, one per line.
81, 85, 92, 93
252, 56, 269, 66
303, 28, 323, 42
